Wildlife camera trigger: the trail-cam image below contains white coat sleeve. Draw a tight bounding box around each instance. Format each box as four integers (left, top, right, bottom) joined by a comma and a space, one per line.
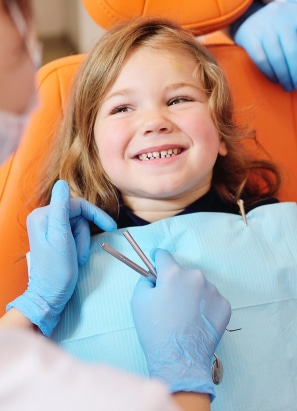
0, 328, 180, 411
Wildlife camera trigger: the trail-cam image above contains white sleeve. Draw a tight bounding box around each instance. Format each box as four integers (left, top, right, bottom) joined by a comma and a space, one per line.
0, 329, 180, 411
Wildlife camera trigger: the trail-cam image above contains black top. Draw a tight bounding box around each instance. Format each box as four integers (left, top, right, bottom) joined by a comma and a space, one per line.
117, 187, 278, 229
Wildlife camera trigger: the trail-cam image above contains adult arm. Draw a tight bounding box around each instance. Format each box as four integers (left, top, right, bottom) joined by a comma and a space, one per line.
0, 328, 210, 411
0, 307, 34, 329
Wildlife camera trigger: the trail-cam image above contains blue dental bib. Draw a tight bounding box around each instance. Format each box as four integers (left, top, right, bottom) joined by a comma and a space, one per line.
52, 202, 297, 411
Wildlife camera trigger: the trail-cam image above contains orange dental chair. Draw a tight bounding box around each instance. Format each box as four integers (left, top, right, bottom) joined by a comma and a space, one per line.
0, 0, 296, 315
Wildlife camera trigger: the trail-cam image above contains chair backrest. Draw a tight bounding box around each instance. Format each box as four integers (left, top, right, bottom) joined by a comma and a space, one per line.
0, 0, 296, 314
81, 0, 252, 34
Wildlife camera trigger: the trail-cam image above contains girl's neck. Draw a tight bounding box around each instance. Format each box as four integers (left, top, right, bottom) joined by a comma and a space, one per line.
132, 207, 185, 223
122, 187, 210, 223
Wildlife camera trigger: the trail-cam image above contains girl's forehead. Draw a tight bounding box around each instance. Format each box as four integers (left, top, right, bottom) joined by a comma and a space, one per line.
119, 46, 199, 78
128, 45, 197, 62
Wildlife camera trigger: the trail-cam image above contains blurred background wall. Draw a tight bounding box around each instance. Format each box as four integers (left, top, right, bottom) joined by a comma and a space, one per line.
32, 0, 105, 65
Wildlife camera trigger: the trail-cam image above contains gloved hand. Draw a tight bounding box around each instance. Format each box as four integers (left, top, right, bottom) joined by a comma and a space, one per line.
7, 180, 117, 337
234, 1, 297, 91
131, 249, 231, 401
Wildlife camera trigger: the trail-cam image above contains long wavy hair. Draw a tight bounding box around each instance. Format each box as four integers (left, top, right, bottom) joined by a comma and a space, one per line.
35, 17, 281, 220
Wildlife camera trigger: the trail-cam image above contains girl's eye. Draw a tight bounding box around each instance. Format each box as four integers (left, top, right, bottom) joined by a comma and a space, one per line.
110, 105, 131, 115
168, 97, 193, 106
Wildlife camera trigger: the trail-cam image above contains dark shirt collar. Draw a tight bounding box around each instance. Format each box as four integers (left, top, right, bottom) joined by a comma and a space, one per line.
117, 188, 239, 229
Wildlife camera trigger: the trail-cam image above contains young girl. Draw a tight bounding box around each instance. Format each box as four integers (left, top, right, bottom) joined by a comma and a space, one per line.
15, 17, 297, 410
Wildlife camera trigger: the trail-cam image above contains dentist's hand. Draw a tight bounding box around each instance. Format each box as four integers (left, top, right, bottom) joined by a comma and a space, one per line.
234, 1, 297, 91
7, 180, 117, 336
131, 249, 231, 401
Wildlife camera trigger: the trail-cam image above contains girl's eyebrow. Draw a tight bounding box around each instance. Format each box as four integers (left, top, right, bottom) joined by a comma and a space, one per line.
104, 82, 206, 102
104, 89, 133, 102
166, 82, 203, 92
165, 82, 208, 102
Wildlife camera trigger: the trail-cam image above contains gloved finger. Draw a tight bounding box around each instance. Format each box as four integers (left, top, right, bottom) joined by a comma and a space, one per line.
279, 29, 297, 90
239, 34, 278, 83
154, 248, 178, 276
47, 180, 73, 249
262, 35, 294, 91
201, 283, 231, 337
70, 216, 91, 266
26, 207, 48, 247
69, 197, 117, 232
131, 276, 155, 310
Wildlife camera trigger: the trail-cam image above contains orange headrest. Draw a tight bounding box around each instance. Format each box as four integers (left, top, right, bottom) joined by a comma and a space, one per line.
82, 0, 253, 35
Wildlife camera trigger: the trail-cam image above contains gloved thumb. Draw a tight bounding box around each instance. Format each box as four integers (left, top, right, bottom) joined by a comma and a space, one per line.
201, 284, 231, 337
131, 275, 155, 315
70, 216, 91, 266
154, 248, 177, 271
47, 180, 72, 248
154, 248, 180, 284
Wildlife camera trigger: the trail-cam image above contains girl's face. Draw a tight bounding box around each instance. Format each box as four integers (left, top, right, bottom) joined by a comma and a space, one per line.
94, 47, 227, 219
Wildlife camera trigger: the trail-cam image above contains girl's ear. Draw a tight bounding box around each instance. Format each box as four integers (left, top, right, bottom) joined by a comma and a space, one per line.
218, 139, 227, 156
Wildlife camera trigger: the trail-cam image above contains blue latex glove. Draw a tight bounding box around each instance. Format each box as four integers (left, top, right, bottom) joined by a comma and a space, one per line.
234, 1, 297, 91
7, 180, 117, 336
131, 249, 231, 401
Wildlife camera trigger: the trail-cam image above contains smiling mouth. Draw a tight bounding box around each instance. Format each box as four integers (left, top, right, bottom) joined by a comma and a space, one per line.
137, 148, 182, 161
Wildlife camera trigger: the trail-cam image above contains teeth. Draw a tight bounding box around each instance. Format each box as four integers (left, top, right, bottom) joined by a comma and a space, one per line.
138, 148, 181, 161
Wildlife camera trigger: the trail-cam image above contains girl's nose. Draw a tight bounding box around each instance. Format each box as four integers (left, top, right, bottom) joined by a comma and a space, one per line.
141, 112, 173, 136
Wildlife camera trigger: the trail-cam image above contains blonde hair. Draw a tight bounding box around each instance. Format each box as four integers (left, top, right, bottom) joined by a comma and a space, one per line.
36, 17, 280, 220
